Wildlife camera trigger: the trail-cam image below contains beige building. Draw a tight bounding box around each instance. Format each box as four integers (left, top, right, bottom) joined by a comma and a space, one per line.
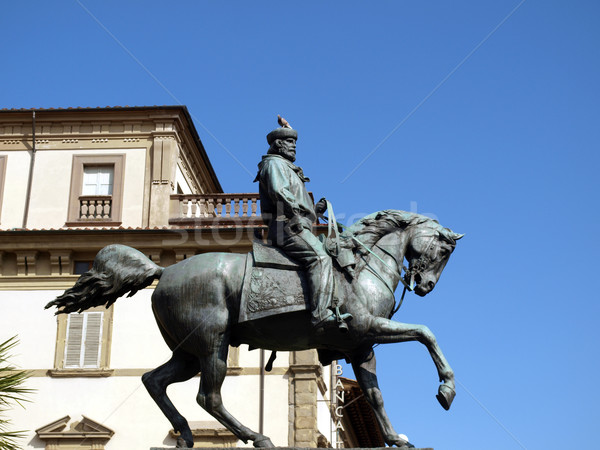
0, 106, 381, 449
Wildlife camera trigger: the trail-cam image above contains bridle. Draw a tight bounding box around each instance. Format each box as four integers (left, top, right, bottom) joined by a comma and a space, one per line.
350, 230, 438, 319
403, 234, 437, 290
380, 233, 437, 318
323, 202, 438, 318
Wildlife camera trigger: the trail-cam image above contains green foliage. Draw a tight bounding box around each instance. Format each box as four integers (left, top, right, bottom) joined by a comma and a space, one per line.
0, 336, 33, 450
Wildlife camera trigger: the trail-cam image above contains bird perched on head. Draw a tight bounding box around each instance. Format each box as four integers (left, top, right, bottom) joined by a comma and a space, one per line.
278, 115, 292, 128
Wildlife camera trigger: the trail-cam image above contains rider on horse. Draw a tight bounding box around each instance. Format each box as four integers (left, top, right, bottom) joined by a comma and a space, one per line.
254, 116, 353, 331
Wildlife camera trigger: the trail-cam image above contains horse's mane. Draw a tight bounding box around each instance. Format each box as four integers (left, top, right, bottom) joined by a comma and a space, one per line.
338, 210, 458, 272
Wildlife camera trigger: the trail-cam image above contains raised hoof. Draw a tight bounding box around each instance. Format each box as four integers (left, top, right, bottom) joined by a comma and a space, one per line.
390, 434, 414, 448
175, 436, 193, 448
436, 383, 456, 410
253, 436, 274, 448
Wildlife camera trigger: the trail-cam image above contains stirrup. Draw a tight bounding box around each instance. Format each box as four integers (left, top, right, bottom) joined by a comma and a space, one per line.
335, 306, 353, 333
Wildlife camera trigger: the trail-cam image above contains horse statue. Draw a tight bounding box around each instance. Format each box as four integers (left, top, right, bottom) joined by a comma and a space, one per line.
46, 209, 463, 449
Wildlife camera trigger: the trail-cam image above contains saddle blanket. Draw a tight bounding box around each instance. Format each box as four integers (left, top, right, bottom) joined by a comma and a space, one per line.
238, 248, 310, 323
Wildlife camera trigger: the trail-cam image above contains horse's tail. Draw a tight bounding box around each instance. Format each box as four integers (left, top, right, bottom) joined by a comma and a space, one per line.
45, 244, 164, 314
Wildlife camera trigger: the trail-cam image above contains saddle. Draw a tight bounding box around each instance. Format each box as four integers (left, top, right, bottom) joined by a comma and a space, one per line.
237, 241, 311, 323
252, 240, 301, 270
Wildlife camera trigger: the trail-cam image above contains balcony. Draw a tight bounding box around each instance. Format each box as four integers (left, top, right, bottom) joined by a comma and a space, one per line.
169, 193, 263, 227
79, 195, 113, 220
64, 195, 122, 227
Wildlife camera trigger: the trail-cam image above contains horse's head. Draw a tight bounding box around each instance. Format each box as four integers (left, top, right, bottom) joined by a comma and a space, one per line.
405, 222, 463, 297
345, 210, 463, 296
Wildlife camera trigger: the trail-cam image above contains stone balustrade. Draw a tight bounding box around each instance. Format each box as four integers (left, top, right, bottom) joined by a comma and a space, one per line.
79, 196, 112, 220
170, 193, 261, 225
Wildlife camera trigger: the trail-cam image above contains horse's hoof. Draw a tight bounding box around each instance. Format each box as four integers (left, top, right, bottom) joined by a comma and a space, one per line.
175, 436, 193, 448
436, 383, 455, 410
253, 436, 274, 448
390, 434, 414, 448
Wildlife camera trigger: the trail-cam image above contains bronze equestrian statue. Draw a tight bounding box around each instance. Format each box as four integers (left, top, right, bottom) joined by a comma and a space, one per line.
46, 119, 463, 449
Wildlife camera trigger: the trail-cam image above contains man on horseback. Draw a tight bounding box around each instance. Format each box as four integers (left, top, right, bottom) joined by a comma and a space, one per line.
254, 116, 352, 330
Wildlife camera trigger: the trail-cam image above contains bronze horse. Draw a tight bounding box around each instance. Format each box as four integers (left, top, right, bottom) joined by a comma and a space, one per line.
46, 210, 462, 448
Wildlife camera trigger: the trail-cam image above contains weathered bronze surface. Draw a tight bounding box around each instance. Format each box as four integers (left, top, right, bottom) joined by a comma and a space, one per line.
46, 119, 463, 449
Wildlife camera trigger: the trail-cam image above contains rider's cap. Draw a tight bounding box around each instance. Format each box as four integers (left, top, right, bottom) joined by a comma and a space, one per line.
267, 127, 297, 145
267, 116, 298, 145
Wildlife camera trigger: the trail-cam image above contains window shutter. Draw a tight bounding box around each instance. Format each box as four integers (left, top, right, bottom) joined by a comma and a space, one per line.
64, 312, 104, 368
64, 314, 84, 367
83, 312, 103, 368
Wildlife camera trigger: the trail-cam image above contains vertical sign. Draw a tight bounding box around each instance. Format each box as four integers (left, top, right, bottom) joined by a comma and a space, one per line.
334, 363, 344, 447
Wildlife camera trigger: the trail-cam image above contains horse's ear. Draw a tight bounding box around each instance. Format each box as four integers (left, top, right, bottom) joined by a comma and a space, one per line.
451, 232, 465, 241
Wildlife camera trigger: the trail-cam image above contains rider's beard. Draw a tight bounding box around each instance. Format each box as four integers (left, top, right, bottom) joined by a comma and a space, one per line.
280, 147, 296, 162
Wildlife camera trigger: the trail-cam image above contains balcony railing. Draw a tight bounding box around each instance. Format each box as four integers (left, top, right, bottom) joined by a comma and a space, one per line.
79, 195, 112, 220
170, 193, 262, 225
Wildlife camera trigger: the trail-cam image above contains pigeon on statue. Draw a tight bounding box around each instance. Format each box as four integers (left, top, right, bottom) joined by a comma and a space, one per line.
277, 115, 291, 128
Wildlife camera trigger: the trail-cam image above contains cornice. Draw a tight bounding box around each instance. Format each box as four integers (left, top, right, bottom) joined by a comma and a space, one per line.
288, 363, 323, 378
0, 135, 152, 152
0, 228, 257, 276
0, 105, 224, 192
12, 366, 288, 377
0, 275, 79, 290
177, 152, 203, 193
0, 105, 188, 122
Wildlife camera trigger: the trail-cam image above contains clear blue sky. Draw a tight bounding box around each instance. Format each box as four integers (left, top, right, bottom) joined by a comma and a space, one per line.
3, 1, 599, 449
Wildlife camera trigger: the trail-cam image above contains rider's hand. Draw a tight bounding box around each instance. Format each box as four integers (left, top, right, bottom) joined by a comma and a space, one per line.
315, 197, 327, 216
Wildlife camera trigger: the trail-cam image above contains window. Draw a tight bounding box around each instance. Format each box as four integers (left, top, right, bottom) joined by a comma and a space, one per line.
82, 166, 114, 196
64, 312, 103, 368
50, 306, 114, 377
73, 260, 93, 274
66, 154, 125, 226
0, 155, 6, 224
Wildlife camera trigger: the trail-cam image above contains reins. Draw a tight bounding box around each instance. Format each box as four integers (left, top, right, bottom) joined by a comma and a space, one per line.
323, 202, 415, 317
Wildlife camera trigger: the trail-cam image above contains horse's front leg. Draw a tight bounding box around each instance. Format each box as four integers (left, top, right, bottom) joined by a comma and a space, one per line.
351, 347, 414, 448
368, 317, 456, 410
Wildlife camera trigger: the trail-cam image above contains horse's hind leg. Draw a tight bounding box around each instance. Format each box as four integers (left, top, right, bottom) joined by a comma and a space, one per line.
142, 350, 201, 448
197, 342, 274, 448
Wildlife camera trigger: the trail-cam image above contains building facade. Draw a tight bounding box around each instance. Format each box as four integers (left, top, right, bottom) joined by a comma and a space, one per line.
0, 106, 379, 449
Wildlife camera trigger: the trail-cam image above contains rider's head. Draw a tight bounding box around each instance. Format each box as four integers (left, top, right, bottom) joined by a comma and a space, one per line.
267, 127, 298, 163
